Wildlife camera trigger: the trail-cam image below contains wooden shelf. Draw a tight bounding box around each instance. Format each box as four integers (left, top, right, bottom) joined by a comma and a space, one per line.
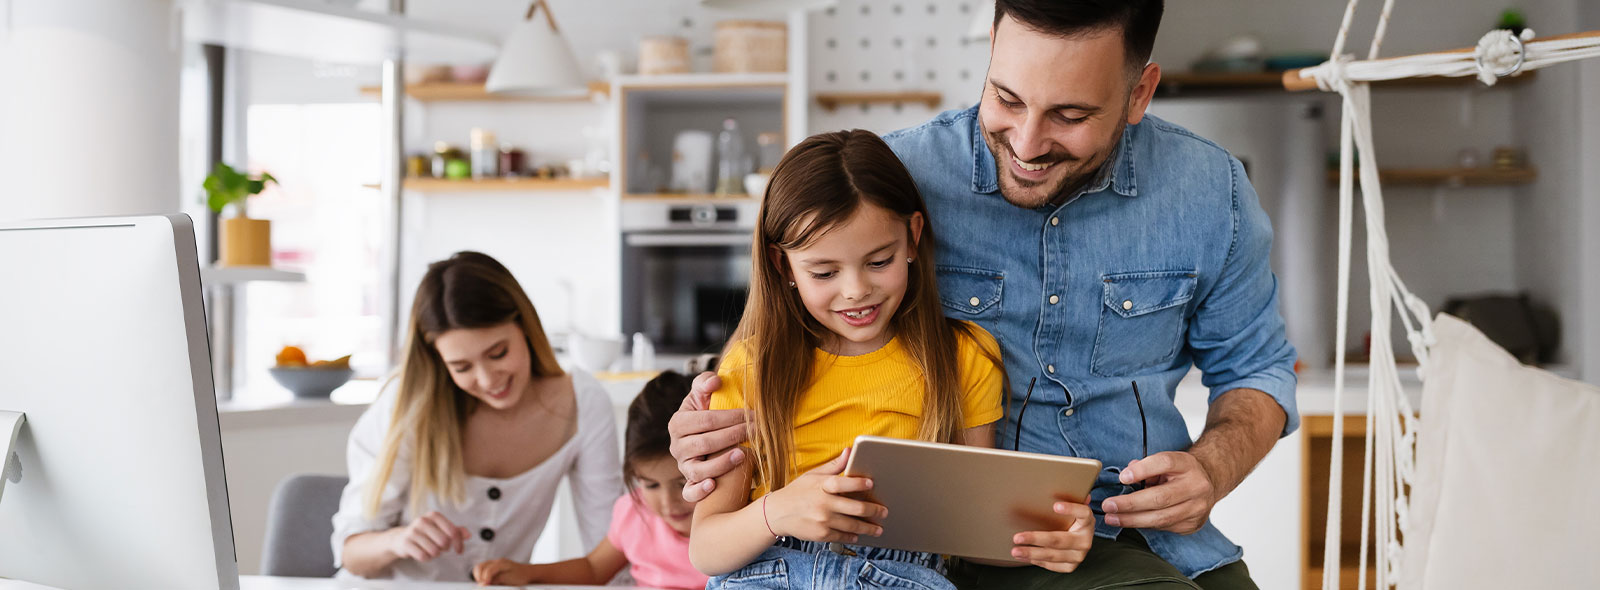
359, 80, 610, 102
369, 177, 609, 192
815, 91, 942, 111
622, 193, 756, 201
1324, 166, 1536, 186
1157, 70, 1536, 95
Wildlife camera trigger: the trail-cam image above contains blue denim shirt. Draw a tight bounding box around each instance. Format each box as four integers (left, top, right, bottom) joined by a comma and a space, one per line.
883, 106, 1298, 578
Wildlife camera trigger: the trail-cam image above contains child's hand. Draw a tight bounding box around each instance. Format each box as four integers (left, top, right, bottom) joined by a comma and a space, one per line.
388, 511, 471, 563
765, 449, 887, 543
1010, 501, 1095, 572
472, 558, 536, 586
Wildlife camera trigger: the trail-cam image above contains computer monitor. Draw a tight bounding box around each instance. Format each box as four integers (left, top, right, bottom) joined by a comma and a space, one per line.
0, 215, 238, 590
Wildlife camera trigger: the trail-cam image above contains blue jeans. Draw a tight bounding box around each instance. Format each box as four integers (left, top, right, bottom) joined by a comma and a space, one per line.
708, 537, 955, 590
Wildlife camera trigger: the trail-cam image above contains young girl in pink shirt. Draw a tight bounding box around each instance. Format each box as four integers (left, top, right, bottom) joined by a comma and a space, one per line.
472, 372, 708, 589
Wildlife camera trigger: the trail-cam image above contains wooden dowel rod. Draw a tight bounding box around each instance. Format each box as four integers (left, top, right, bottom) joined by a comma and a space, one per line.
1282, 29, 1600, 91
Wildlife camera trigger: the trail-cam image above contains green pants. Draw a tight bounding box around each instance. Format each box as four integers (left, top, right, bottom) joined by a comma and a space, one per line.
948, 532, 1258, 590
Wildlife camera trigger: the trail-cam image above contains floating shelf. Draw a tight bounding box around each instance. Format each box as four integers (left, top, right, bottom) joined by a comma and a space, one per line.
181, 0, 498, 65
359, 81, 611, 102
1324, 166, 1536, 187
200, 266, 306, 286
372, 177, 610, 192
815, 91, 942, 111
623, 193, 757, 201
1156, 70, 1535, 96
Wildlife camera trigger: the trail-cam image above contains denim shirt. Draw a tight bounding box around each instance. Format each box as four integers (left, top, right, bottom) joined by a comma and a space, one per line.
883, 106, 1298, 578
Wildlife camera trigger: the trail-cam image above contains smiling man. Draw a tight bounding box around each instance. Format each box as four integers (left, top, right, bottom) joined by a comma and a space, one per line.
669, 1, 1296, 588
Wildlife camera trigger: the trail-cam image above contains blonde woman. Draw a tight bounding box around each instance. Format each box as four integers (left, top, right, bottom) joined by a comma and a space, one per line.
331, 251, 622, 581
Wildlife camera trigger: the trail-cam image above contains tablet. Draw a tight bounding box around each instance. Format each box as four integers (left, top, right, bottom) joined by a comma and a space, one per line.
841, 435, 1102, 562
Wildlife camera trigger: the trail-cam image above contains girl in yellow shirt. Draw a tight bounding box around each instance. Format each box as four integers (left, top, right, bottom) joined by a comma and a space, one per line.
689, 130, 1090, 589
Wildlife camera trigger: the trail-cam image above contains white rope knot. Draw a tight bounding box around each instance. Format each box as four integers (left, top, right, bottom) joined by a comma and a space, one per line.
1474, 28, 1534, 85
1314, 54, 1355, 92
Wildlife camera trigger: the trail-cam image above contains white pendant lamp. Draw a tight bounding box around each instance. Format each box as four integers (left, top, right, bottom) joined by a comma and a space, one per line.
485, 0, 587, 96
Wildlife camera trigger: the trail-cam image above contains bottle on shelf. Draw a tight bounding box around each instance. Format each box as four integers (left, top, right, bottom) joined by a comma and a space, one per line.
471, 128, 499, 179
715, 118, 747, 196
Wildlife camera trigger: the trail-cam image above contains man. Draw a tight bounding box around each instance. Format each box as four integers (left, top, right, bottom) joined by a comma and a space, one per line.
669, 1, 1296, 588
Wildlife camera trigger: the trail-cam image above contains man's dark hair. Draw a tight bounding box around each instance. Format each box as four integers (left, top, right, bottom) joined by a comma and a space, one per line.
994, 0, 1164, 75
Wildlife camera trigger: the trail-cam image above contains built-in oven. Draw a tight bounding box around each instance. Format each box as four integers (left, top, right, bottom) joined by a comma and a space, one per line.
620, 198, 759, 356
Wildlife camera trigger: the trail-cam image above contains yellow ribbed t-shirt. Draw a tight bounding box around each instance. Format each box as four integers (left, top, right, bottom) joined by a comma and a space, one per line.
710, 322, 1005, 499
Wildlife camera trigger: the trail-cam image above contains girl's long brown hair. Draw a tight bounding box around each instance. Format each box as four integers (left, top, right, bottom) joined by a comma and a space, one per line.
365, 251, 565, 517
732, 129, 992, 493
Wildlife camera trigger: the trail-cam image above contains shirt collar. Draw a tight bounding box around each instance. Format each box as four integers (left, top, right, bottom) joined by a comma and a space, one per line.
968, 106, 1139, 199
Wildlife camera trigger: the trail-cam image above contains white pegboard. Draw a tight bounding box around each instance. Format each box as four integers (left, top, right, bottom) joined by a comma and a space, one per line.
807, 0, 992, 135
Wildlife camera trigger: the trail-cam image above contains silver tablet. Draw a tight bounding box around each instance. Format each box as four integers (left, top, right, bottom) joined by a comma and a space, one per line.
841, 435, 1102, 562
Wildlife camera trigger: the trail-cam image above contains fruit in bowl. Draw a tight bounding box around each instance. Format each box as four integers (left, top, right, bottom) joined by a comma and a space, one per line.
270, 347, 353, 398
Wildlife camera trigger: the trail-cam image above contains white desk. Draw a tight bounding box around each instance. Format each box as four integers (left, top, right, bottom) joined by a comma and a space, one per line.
0, 577, 657, 590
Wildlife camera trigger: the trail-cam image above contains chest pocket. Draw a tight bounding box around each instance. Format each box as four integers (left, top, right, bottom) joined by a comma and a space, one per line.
1091, 270, 1196, 376
937, 265, 1004, 320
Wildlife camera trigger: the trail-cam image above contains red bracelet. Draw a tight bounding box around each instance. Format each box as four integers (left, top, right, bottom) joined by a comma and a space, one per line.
762, 495, 777, 538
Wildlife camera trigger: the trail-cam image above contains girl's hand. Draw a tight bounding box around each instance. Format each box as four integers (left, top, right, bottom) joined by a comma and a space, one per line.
1010, 501, 1095, 572
472, 558, 536, 586
388, 511, 471, 563
765, 449, 887, 543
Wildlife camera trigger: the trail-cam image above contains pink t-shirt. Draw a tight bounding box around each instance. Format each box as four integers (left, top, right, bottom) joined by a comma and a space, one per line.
607, 494, 706, 590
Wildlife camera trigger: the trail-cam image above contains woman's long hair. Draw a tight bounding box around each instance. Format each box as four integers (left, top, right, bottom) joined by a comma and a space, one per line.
732, 129, 991, 493
365, 251, 565, 516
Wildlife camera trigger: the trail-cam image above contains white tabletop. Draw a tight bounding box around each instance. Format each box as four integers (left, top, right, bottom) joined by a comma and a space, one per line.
0, 576, 657, 590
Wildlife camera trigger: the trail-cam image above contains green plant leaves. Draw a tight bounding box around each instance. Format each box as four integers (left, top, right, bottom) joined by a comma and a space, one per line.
204, 162, 277, 214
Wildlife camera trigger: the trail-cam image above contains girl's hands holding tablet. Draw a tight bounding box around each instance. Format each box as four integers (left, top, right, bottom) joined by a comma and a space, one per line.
1009, 501, 1095, 572
764, 449, 887, 543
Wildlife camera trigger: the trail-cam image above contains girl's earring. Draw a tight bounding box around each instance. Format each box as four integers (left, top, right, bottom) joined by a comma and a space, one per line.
788, 281, 796, 288
907, 258, 914, 264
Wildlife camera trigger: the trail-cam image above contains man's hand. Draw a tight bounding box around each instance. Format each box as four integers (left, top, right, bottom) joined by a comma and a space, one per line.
1100, 452, 1218, 535
1010, 501, 1095, 572
668, 372, 750, 502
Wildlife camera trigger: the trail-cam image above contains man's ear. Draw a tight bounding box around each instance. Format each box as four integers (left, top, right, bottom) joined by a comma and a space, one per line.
1125, 62, 1162, 126
908, 211, 925, 248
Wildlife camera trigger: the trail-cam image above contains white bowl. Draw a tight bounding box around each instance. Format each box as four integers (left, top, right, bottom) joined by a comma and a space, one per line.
569, 333, 625, 373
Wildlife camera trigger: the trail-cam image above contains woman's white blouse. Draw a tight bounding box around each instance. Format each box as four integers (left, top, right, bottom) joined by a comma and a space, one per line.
330, 370, 622, 582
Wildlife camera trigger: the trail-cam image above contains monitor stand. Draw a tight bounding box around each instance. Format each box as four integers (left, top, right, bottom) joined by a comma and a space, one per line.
0, 410, 23, 504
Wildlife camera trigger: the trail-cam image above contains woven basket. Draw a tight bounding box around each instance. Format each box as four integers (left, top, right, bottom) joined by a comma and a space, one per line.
714, 20, 787, 73
639, 36, 690, 75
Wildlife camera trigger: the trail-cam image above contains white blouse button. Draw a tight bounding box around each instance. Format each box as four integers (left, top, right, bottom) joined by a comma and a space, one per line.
1122, 299, 1133, 311
969, 296, 981, 306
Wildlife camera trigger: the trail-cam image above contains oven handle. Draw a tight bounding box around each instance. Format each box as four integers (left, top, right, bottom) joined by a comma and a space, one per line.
624, 233, 753, 247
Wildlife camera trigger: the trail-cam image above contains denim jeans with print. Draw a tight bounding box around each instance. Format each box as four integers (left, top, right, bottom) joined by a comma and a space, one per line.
708, 537, 954, 590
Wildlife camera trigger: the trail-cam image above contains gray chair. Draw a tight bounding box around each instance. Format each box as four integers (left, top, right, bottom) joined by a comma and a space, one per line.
260, 474, 348, 577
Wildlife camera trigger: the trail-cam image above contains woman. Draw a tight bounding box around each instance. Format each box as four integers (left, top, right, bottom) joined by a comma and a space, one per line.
331, 251, 621, 581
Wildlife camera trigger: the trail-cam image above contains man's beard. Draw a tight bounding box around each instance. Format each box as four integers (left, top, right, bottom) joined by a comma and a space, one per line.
983, 122, 1125, 210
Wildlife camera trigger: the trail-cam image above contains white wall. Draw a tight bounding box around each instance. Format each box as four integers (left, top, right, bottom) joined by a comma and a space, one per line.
1581, 8, 1600, 383
0, 0, 181, 221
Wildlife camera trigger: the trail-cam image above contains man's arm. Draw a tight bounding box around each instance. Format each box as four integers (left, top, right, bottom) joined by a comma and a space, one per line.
1100, 388, 1284, 534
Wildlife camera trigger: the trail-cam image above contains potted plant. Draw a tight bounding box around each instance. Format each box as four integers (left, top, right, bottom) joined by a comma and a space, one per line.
204, 162, 277, 267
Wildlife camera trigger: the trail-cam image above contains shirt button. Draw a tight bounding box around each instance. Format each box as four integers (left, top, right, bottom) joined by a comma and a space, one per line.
1122, 299, 1134, 311
1064, 408, 1075, 417
969, 296, 981, 306
1050, 216, 1060, 226
1049, 295, 1060, 305
487, 487, 501, 500
480, 528, 495, 542
1047, 364, 1055, 374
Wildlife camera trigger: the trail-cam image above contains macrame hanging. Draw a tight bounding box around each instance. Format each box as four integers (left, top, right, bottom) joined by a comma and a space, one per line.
1278, 2, 1600, 588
